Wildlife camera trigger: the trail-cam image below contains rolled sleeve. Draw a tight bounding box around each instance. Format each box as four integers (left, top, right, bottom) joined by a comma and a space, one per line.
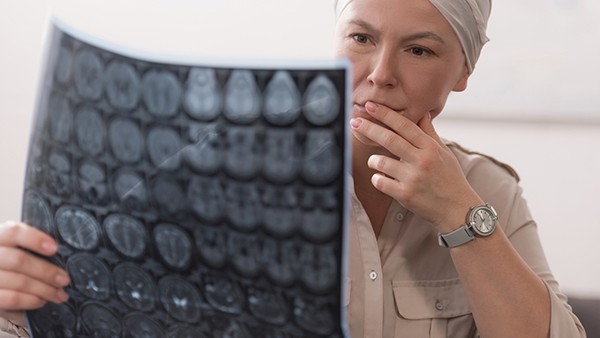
450, 142, 587, 337
544, 281, 587, 338
0, 317, 29, 337
502, 195, 586, 337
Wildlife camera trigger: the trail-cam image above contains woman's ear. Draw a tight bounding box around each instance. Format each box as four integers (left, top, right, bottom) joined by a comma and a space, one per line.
452, 65, 470, 92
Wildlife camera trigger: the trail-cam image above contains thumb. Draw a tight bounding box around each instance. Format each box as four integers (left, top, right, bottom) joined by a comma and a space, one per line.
418, 113, 443, 145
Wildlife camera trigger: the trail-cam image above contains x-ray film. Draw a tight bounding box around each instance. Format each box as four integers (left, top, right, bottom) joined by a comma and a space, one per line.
21, 19, 350, 338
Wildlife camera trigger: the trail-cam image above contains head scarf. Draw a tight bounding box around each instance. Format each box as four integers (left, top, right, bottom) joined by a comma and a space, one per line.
334, 0, 492, 73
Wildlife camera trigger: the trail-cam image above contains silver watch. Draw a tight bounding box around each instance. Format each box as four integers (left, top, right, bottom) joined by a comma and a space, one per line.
438, 203, 498, 248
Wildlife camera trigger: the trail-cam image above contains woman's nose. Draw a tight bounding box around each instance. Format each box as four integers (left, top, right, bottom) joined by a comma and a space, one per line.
366, 49, 398, 88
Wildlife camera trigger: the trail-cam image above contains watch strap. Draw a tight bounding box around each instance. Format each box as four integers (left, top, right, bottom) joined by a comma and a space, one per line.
438, 225, 475, 248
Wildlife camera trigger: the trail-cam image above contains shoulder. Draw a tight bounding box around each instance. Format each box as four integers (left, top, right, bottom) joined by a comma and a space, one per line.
443, 139, 534, 235
444, 139, 520, 183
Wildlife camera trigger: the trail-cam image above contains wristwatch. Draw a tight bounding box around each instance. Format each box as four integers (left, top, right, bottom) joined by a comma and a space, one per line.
438, 203, 498, 248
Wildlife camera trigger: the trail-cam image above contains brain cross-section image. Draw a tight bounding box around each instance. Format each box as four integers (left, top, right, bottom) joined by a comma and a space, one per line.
22, 22, 349, 338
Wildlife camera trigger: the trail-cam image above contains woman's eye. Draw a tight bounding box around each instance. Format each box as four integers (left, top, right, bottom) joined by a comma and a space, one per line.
352, 34, 369, 44
410, 47, 430, 56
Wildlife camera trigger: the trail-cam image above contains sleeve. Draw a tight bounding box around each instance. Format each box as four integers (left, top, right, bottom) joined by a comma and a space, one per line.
448, 142, 587, 337
502, 187, 587, 338
0, 317, 29, 337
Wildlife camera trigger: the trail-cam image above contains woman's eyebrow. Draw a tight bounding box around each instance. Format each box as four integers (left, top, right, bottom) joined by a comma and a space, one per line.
400, 32, 446, 45
347, 19, 379, 34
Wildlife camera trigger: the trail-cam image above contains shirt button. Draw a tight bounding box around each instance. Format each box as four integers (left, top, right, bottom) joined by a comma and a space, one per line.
395, 212, 405, 222
435, 300, 444, 311
369, 271, 378, 281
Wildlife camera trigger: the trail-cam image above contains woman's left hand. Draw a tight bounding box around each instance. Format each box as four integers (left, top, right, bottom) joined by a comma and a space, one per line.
350, 101, 482, 232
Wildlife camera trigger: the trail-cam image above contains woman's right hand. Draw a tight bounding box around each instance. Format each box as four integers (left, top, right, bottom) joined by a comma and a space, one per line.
0, 221, 70, 325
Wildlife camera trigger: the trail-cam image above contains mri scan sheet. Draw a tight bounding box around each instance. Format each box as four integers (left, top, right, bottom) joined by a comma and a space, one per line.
21, 19, 350, 338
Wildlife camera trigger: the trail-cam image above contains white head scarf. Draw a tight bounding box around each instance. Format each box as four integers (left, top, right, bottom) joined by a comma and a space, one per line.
335, 0, 492, 73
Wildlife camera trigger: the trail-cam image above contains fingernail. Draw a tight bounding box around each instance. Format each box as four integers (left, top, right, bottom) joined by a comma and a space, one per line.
55, 274, 70, 287
57, 289, 69, 302
41, 241, 57, 254
365, 101, 378, 112
350, 118, 362, 129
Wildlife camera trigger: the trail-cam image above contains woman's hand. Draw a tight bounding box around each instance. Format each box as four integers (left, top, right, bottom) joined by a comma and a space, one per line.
0, 221, 70, 325
350, 101, 482, 231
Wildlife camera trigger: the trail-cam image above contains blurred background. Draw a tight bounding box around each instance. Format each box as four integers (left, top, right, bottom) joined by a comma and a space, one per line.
0, 0, 598, 302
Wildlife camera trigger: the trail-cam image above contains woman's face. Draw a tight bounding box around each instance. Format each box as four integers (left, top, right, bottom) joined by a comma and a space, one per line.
334, 0, 470, 128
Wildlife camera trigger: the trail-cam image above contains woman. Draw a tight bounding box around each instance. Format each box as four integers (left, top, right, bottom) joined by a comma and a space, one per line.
336, 0, 585, 337
0, 0, 587, 337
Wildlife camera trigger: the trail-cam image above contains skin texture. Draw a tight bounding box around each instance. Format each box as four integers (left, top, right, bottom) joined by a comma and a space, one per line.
336, 0, 550, 337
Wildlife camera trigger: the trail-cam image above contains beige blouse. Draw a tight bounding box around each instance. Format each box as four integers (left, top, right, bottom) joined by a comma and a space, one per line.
345, 141, 586, 338
0, 318, 27, 337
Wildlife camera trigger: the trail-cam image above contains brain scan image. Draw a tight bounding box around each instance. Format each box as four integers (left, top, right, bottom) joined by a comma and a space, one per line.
184, 67, 223, 120
23, 22, 348, 338
109, 117, 144, 164
302, 74, 341, 126
223, 70, 262, 124
105, 60, 141, 111
73, 48, 104, 101
78, 161, 109, 204
147, 126, 183, 171
104, 214, 148, 259
263, 71, 301, 126
141, 69, 182, 118
113, 262, 157, 311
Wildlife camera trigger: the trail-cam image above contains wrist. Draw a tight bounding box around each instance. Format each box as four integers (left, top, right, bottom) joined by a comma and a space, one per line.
438, 202, 498, 248
436, 198, 484, 233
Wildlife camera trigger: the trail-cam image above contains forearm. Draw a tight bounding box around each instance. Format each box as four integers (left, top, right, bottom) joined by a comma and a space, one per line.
450, 227, 550, 338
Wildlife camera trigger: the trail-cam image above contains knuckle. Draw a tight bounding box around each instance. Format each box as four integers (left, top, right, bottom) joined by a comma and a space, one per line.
410, 169, 426, 186
12, 274, 30, 292
5, 250, 28, 270
416, 152, 435, 171
1, 222, 22, 239
396, 119, 410, 131
403, 184, 415, 198
0, 290, 21, 309
381, 132, 396, 148
377, 156, 387, 170
417, 159, 431, 173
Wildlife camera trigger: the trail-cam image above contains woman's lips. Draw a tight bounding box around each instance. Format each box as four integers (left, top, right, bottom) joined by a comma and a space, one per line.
355, 101, 403, 113
352, 103, 373, 120
352, 103, 387, 128
353, 102, 367, 112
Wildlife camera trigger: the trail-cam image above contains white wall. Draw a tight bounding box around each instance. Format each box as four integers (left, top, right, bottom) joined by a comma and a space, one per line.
1, 0, 599, 297
435, 119, 600, 297
445, 0, 600, 122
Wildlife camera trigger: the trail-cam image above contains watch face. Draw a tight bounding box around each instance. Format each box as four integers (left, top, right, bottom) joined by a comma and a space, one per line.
469, 205, 498, 236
